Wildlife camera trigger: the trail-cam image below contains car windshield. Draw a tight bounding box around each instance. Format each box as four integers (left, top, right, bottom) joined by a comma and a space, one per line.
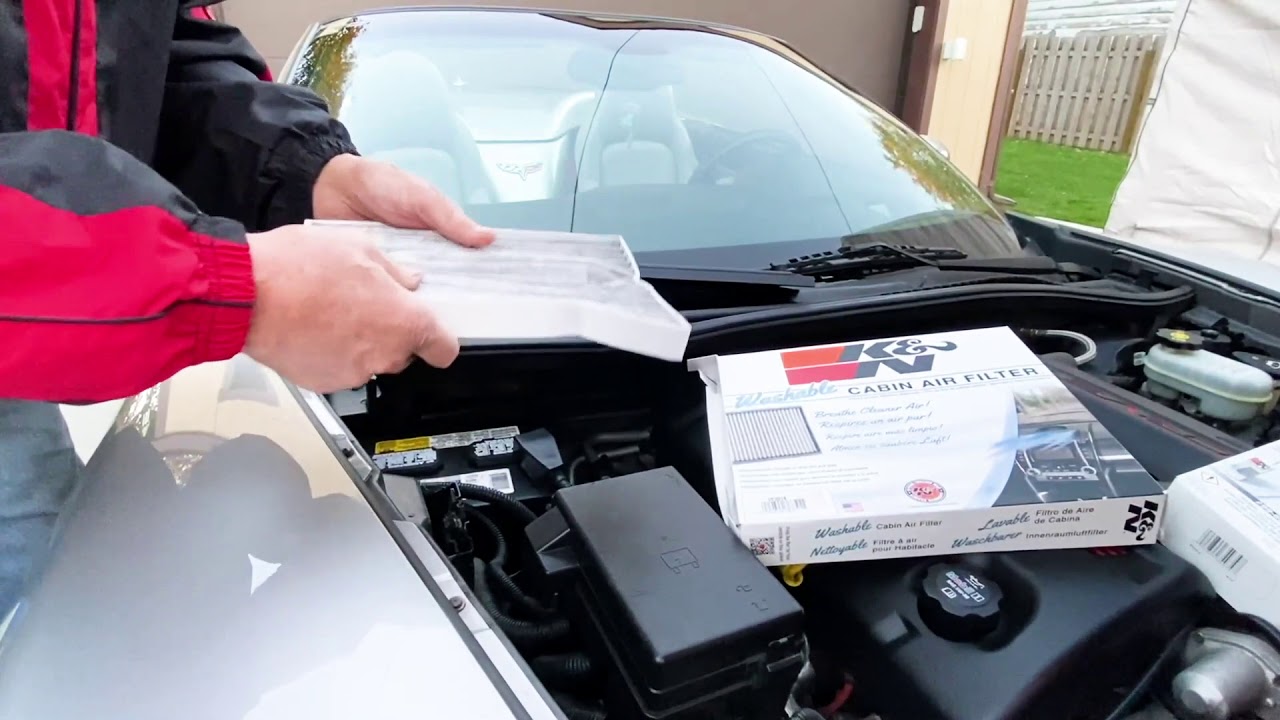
288, 10, 1022, 265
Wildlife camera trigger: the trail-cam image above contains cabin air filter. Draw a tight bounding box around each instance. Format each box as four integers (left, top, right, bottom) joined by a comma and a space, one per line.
725, 406, 821, 464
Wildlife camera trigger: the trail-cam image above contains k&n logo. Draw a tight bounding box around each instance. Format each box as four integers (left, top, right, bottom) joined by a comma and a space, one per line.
781, 337, 960, 385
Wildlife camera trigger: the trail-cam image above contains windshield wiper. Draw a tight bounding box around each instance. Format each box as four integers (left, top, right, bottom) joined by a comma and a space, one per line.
636, 263, 813, 311
769, 243, 1076, 283
639, 264, 814, 288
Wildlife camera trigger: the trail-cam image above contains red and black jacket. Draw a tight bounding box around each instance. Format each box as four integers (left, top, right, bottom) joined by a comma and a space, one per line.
0, 0, 355, 403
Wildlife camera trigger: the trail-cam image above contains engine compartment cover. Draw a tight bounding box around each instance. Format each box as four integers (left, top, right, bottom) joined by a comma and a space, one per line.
796, 545, 1215, 720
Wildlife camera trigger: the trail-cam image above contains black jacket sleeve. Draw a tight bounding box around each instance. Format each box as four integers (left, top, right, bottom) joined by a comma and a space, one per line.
153, 4, 359, 232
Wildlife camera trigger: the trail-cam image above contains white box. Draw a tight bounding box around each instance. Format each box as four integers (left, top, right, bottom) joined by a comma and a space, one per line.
690, 326, 1167, 566
1161, 441, 1280, 628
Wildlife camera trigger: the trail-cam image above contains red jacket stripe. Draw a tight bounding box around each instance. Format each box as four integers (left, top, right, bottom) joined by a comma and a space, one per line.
22, 0, 76, 131
74, 0, 99, 135
0, 5, 355, 403
0, 182, 254, 403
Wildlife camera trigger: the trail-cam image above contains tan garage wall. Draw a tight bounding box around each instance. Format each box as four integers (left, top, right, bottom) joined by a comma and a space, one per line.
926, 0, 1016, 183
220, 0, 913, 112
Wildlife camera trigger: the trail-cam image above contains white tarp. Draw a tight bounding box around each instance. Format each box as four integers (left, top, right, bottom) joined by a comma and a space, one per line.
1105, 0, 1280, 265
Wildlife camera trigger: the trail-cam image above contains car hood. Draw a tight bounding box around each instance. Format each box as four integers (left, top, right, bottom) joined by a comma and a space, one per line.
1040, 216, 1280, 296
0, 358, 549, 720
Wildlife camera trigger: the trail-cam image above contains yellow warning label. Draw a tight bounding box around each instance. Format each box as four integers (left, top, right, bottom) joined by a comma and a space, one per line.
374, 436, 432, 454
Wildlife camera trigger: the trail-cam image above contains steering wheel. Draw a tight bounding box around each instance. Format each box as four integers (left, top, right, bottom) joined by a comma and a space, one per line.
688, 128, 810, 184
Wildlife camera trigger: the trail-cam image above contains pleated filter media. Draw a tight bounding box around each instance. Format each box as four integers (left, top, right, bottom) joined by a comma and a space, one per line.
725, 406, 820, 464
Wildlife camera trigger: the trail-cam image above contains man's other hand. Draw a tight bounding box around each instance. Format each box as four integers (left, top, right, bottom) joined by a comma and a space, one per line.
242, 224, 462, 393
311, 154, 496, 248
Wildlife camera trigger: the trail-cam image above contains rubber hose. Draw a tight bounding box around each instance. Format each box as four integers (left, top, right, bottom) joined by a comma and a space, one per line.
1020, 328, 1098, 366
481, 587, 571, 650
474, 559, 573, 653
1041, 329, 1098, 366
584, 429, 651, 462
587, 430, 651, 446
1242, 613, 1280, 647
568, 456, 588, 485
465, 507, 558, 618
551, 693, 608, 720
422, 481, 538, 526
530, 652, 595, 689
464, 506, 508, 566
486, 563, 558, 618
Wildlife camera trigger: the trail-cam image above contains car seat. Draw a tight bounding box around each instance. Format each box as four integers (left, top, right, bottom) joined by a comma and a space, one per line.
576, 85, 698, 191
339, 51, 495, 204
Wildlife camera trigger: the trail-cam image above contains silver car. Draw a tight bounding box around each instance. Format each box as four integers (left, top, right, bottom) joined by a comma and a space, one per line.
4, 7, 1280, 720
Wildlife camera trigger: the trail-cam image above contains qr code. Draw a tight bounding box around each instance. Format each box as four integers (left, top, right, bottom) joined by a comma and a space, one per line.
749, 537, 776, 556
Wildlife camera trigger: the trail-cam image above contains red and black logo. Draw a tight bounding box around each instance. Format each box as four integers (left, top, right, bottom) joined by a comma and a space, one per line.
781, 338, 959, 385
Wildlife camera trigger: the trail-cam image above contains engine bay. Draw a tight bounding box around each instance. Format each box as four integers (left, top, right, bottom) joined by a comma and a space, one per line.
330, 292, 1280, 719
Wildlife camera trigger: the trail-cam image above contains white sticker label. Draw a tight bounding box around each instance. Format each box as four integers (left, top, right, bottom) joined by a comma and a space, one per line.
431, 426, 521, 450
435, 468, 516, 494
372, 448, 438, 471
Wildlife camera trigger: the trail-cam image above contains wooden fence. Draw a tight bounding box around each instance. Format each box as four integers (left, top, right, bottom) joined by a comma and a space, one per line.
1006, 33, 1164, 153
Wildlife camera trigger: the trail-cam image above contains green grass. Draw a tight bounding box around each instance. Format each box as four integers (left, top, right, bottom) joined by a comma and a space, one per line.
993, 139, 1130, 228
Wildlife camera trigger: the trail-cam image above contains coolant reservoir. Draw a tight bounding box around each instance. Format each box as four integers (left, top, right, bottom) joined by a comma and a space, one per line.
1141, 329, 1275, 422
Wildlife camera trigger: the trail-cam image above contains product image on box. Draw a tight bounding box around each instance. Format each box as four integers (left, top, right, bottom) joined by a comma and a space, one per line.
1225, 455, 1280, 511
1005, 386, 1152, 504
690, 326, 1167, 566
725, 406, 822, 464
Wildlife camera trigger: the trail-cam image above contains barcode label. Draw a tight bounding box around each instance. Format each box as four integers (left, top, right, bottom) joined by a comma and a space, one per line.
1195, 529, 1248, 574
434, 468, 516, 494
432, 426, 520, 450
762, 496, 807, 514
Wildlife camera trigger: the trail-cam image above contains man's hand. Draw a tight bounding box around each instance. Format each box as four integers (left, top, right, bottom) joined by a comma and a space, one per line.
242, 224, 460, 393
312, 153, 496, 247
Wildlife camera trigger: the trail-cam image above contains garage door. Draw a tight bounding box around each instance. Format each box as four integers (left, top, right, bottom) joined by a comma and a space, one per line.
222, 0, 913, 112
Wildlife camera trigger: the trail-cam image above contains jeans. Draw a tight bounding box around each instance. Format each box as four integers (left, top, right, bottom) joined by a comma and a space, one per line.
0, 400, 83, 615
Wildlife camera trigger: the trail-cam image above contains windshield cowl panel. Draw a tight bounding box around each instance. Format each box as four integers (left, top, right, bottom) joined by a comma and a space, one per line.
287, 9, 1021, 261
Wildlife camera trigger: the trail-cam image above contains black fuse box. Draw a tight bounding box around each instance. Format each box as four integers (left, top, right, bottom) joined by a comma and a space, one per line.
526, 466, 805, 720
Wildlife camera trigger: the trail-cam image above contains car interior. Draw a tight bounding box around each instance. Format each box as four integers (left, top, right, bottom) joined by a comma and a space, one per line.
574, 75, 699, 191
340, 51, 497, 205
316, 24, 1013, 260
342, 48, 817, 188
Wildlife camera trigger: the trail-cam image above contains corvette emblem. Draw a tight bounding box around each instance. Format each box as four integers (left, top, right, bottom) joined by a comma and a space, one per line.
496, 161, 543, 180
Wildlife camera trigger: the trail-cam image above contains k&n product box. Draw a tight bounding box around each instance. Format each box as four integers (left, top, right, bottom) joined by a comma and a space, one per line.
689, 326, 1166, 566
